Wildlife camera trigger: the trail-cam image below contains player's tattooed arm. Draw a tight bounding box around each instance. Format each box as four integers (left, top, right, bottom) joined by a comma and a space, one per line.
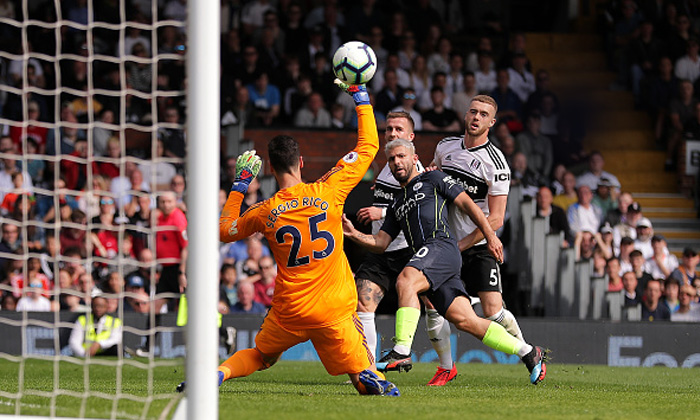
342, 214, 391, 253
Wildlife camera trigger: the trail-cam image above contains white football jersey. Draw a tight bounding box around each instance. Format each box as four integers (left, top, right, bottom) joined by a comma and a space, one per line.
433, 136, 510, 246
371, 160, 425, 252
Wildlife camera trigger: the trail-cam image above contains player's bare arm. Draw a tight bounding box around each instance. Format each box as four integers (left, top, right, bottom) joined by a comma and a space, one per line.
456, 194, 507, 253
342, 214, 392, 253
453, 192, 503, 263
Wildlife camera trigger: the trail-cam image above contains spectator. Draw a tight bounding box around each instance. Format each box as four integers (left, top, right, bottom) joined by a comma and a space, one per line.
69, 295, 123, 356
666, 79, 696, 171
375, 69, 404, 117
390, 87, 423, 131
127, 193, 153, 255
92, 109, 116, 157
491, 68, 523, 133
0, 172, 29, 216
89, 196, 119, 263
427, 36, 452, 77
111, 162, 150, 210
10, 256, 51, 299
526, 69, 559, 118
170, 174, 187, 214
139, 138, 177, 191
240, 177, 264, 215
507, 52, 536, 102
574, 230, 598, 261
474, 50, 497, 94
15, 281, 52, 312
158, 106, 186, 160
669, 247, 699, 286
567, 185, 603, 236
618, 236, 635, 275
633, 217, 654, 259
662, 277, 681, 314
641, 278, 671, 321
230, 281, 267, 314
23, 138, 45, 185
78, 176, 109, 220
421, 87, 460, 132
452, 71, 478, 121
9, 101, 48, 152
124, 248, 156, 294
516, 112, 553, 180
293, 92, 331, 128
622, 271, 640, 307
613, 202, 643, 247
0, 142, 34, 203
592, 178, 617, 219
674, 38, 700, 84
671, 284, 700, 321
100, 271, 124, 313
45, 105, 85, 157
644, 235, 679, 280
630, 249, 653, 295
397, 29, 417, 71
407, 54, 430, 101
647, 57, 679, 142
59, 210, 88, 257
283, 74, 313, 123
155, 191, 188, 311
123, 275, 150, 313
246, 71, 281, 127
417, 71, 450, 113
490, 120, 514, 151
606, 257, 624, 292
219, 263, 238, 308
367, 25, 389, 70
628, 20, 663, 100
466, 36, 493, 72
253, 255, 276, 307
605, 191, 634, 227
1, 294, 18, 311
510, 152, 542, 198
445, 52, 465, 96
576, 151, 621, 195
535, 186, 573, 246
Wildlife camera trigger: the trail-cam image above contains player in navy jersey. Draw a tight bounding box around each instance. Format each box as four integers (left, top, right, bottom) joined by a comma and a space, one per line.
343, 138, 548, 385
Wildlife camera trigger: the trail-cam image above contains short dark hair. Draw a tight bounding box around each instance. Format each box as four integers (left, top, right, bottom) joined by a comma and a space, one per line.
268, 135, 300, 175
629, 249, 643, 259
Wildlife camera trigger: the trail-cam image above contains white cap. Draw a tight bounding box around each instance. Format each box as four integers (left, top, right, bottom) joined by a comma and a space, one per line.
636, 217, 652, 229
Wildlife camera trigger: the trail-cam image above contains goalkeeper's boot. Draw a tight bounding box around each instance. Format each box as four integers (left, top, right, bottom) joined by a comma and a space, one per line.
426, 363, 458, 386
522, 346, 548, 385
358, 370, 400, 397
175, 371, 224, 393
376, 349, 412, 373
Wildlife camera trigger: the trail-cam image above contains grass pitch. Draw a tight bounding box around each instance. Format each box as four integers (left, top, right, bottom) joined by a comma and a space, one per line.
0, 359, 698, 419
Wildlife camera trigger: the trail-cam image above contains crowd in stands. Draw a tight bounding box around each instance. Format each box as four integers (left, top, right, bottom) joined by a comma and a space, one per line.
603, 0, 700, 171
0, 0, 697, 321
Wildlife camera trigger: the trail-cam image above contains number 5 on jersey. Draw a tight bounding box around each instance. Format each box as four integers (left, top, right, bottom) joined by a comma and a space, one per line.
275, 213, 335, 268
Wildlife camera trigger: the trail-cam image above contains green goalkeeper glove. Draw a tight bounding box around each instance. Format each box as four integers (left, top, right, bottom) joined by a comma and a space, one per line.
231, 150, 262, 194
334, 78, 370, 106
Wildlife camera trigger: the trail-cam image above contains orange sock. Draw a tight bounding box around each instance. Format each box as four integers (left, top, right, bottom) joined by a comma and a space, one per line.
218, 348, 265, 381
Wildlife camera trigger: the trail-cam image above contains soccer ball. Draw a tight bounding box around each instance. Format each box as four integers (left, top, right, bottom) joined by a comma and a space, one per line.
332, 41, 377, 85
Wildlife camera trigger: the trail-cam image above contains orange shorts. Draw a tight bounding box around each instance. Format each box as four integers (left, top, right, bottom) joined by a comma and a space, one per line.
255, 310, 373, 376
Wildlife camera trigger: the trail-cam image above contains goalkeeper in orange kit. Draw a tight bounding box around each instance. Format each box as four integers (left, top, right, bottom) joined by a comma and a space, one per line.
177, 80, 399, 396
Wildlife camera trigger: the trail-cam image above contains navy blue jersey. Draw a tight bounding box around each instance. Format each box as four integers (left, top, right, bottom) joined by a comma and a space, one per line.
380, 170, 464, 253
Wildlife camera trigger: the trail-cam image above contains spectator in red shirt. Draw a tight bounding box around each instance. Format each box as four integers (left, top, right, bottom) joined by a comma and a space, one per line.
253, 255, 276, 307
155, 191, 188, 310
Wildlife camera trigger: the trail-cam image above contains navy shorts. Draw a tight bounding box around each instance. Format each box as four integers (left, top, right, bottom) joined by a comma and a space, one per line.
406, 238, 468, 316
354, 247, 414, 292
460, 244, 503, 296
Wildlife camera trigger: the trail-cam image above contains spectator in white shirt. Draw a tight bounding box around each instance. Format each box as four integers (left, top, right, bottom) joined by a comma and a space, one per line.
644, 235, 679, 280
567, 185, 603, 237
674, 38, 700, 84
507, 52, 536, 102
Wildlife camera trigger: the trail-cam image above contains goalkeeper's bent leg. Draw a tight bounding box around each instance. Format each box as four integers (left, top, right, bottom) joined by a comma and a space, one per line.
425, 309, 453, 369
218, 348, 267, 382
487, 308, 525, 342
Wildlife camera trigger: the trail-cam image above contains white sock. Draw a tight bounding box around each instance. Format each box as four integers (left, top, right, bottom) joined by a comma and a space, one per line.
425, 309, 453, 369
517, 343, 533, 358
357, 311, 377, 362
487, 308, 525, 342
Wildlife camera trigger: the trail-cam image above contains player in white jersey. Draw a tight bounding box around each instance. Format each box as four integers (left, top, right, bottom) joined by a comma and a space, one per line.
354, 111, 455, 385
430, 95, 527, 350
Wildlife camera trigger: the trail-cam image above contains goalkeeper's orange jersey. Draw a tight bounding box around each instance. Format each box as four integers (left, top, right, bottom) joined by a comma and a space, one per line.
220, 105, 378, 329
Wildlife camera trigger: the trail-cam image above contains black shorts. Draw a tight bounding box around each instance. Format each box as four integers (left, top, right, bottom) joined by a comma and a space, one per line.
406, 239, 468, 316
460, 244, 502, 296
354, 247, 414, 292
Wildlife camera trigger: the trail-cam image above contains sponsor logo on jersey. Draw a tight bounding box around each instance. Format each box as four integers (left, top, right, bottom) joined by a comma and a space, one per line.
413, 182, 422, 191
395, 192, 425, 219
343, 151, 359, 163
469, 159, 481, 171
228, 220, 238, 236
495, 172, 511, 182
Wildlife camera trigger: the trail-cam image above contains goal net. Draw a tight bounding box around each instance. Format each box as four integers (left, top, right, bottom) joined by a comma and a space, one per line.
0, 1, 220, 418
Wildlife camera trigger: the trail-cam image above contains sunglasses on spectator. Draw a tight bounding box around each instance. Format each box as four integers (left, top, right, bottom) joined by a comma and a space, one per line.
403, 93, 416, 100
100, 198, 115, 205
